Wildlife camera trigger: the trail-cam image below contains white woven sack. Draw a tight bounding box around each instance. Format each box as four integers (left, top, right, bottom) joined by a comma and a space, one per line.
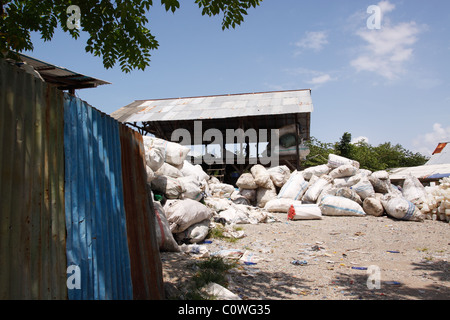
264, 198, 302, 213
287, 203, 322, 220
319, 195, 366, 216
164, 199, 213, 233
277, 170, 309, 200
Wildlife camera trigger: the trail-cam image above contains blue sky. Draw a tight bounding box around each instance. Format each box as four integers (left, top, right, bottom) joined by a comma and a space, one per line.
27, 0, 450, 156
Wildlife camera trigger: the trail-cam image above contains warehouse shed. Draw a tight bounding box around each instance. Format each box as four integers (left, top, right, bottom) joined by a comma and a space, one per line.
111, 89, 314, 183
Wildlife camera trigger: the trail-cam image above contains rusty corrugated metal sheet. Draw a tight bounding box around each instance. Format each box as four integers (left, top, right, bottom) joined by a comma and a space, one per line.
110, 89, 314, 123
0, 59, 67, 299
119, 125, 164, 300
63, 94, 133, 300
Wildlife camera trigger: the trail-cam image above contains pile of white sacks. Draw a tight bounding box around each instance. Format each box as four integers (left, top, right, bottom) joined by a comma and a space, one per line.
143, 136, 272, 252
142, 136, 448, 253
237, 153, 428, 223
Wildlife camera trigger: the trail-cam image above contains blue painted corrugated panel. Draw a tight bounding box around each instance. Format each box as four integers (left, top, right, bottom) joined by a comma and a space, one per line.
64, 94, 133, 300
0, 59, 67, 299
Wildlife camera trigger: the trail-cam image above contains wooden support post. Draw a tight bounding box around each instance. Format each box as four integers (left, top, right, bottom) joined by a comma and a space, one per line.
294, 115, 300, 170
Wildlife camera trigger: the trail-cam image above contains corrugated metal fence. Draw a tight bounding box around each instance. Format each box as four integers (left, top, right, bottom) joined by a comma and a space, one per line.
0, 59, 163, 300
0, 59, 67, 299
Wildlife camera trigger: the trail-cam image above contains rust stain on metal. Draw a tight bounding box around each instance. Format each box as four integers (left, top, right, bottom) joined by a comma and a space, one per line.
0, 59, 67, 299
119, 125, 164, 300
139, 105, 157, 113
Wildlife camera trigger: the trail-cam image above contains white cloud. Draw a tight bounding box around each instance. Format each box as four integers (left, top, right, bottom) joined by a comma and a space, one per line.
413, 123, 450, 156
295, 31, 328, 52
351, 136, 369, 144
350, 1, 422, 80
284, 67, 336, 88
378, 0, 396, 14
308, 74, 332, 85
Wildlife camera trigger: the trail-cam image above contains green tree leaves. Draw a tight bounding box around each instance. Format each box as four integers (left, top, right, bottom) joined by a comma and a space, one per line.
303, 133, 429, 172
1, 0, 262, 72
195, 0, 262, 30
336, 132, 352, 158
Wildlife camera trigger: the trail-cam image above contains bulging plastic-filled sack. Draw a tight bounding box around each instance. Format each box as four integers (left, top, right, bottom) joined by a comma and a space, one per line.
388, 184, 403, 197
153, 201, 180, 252
145, 147, 165, 172
151, 175, 185, 199
333, 173, 362, 188
143, 136, 190, 167
209, 183, 235, 198
335, 187, 362, 205
329, 164, 358, 179
380, 195, 424, 222
277, 170, 309, 200
164, 199, 213, 233
155, 162, 183, 178
238, 188, 256, 204
251, 164, 272, 189
180, 160, 209, 182
204, 197, 231, 212
288, 204, 322, 220
351, 177, 375, 200
372, 170, 389, 180
264, 198, 303, 213
267, 165, 291, 187
328, 154, 360, 169
236, 173, 258, 189
302, 164, 331, 180
317, 185, 338, 205
175, 219, 210, 244
363, 196, 384, 217
146, 165, 155, 183
218, 207, 250, 224
302, 175, 333, 203
402, 174, 426, 204
319, 195, 366, 216
256, 180, 277, 208
368, 174, 391, 194
178, 175, 203, 201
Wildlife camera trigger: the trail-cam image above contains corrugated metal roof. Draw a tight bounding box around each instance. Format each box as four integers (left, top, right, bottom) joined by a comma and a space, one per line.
15, 53, 110, 91
0, 58, 67, 299
426, 142, 450, 165
111, 89, 313, 123
389, 164, 450, 180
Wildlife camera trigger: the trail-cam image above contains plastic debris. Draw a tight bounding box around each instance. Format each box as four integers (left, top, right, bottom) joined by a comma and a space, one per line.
291, 260, 308, 266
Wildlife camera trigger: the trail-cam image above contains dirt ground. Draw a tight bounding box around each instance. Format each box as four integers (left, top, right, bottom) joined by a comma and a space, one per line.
161, 213, 449, 300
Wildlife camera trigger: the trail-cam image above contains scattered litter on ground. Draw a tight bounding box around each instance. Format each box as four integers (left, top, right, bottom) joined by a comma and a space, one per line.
142, 136, 449, 300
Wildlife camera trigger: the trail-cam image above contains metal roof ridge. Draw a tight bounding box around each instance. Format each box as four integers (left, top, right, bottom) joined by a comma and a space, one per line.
133, 88, 312, 102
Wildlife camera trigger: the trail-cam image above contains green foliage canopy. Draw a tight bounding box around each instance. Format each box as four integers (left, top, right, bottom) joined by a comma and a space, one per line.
0, 0, 262, 72
304, 133, 429, 172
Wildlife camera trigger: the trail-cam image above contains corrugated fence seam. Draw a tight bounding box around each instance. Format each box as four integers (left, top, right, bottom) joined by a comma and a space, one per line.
0, 59, 67, 299
119, 125, 164, 299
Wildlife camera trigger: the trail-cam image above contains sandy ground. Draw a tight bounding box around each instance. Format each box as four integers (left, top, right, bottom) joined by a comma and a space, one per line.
161, 213, 449, 300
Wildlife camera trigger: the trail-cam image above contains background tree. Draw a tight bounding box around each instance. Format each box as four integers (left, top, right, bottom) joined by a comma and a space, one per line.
336, 132, 352, 158
303, 136, 335, 167
0, 0, 262, 72
303, 134, 429, 172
